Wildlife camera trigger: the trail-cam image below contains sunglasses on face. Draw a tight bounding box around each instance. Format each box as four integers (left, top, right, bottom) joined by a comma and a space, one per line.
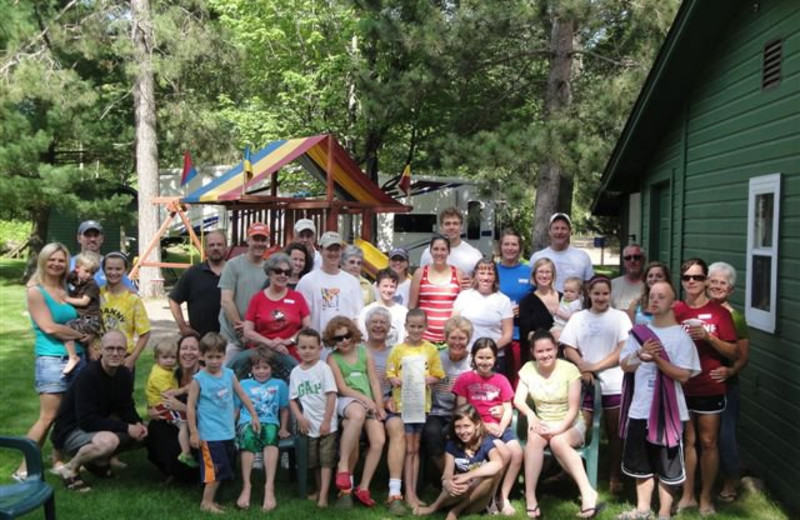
681, 274, 707, 282
271, 268, 292, 276
333, 333, 353, 342
624, 255, 643, 261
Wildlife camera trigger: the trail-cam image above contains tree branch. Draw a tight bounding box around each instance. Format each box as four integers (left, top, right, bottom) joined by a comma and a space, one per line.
573, 49, 638, 68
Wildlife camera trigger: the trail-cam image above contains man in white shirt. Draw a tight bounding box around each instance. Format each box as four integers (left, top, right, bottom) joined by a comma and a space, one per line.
611, 244, 646, 310
296, 231, 363, 333
294, 218, 322, 270
419, 207, 483, 277
529, 212, 594, 292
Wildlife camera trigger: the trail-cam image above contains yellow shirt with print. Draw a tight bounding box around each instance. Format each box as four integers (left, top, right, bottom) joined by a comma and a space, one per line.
385, 341, 445, 414
146, 363, 178, 407
100, 287, 151, 354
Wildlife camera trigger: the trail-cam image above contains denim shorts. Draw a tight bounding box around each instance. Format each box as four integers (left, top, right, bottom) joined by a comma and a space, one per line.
35, 356, 69, 394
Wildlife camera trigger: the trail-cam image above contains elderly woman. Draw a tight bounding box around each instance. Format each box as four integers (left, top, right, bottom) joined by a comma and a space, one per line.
423, 316, 474, 474
284, 241, 312, 289
514, 330, 603, 519
16, 243, 86, 481
707, 262, 749, 504
409, 235, 464, 343
146, 332, 202, 482
99, 252, 151, 370
342, 244, 376, 306
242, 252, 310, 371
452, 258, 514, 375
674, 258, 738, 515
362, 307, 408, 515
518, 258, 558, 366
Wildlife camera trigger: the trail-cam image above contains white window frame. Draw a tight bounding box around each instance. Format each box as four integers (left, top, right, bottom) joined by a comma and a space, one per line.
745, 173, 781, 333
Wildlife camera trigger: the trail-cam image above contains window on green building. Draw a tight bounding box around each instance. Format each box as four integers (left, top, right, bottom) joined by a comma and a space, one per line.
746, 174, 781, 333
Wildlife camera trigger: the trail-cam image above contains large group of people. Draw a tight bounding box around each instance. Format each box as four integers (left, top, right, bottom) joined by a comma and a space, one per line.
16, 209, 750, 520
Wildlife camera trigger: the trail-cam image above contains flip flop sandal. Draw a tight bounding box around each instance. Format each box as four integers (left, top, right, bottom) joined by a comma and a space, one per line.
11, 470, 27, 483
63, 475, 92, 493
717, 492, 737, 503
353, 487, 376, 507
577, 502, 606, 519
526, 505, 542, 518
335, 471, 351, 491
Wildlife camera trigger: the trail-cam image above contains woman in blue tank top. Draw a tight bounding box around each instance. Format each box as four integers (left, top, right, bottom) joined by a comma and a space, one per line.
15, 243, 85, 481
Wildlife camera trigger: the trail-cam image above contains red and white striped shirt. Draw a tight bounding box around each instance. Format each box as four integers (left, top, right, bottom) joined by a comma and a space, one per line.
418, 265, 461, 342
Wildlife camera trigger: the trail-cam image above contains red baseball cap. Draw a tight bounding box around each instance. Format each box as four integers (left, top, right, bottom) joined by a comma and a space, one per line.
247, 222, 270, 237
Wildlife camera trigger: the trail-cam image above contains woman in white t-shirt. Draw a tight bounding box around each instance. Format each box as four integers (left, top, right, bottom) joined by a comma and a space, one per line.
452, 258, 513, 377
561, 275, 632, 494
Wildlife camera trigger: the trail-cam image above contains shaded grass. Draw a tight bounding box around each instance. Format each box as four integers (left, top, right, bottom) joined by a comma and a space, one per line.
0, 259, 790, 519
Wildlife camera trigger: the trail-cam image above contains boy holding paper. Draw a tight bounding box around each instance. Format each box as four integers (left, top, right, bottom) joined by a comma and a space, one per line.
386, 308, 445, 508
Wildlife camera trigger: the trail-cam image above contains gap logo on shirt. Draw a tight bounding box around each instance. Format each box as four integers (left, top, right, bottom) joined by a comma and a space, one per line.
296, 380, 322, 397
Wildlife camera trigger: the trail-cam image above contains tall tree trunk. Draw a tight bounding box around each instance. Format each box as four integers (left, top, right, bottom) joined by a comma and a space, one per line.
23, 141, 58, 282
532, 11, 574, 251
131, 0, 162, 297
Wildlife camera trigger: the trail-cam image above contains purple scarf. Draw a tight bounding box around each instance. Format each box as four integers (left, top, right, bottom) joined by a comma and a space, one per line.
619, 324, 683, 448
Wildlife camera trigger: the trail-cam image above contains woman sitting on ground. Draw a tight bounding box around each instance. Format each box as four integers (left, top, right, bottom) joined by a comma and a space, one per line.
413, 405, 503, 520
514, 330, 605, 519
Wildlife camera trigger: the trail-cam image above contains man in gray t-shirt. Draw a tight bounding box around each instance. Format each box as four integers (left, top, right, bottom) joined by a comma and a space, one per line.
219, 222, 269, 364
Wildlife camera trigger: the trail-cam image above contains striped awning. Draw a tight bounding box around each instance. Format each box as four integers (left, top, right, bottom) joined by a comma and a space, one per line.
182, 134, 405, 210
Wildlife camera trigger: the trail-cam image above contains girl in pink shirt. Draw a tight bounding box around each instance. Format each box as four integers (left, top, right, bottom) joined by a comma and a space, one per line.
453, 338, 522, 515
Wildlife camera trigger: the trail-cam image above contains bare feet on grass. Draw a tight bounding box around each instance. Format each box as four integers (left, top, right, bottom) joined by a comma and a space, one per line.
236, 486, 251, 509
200, 502, 224, 514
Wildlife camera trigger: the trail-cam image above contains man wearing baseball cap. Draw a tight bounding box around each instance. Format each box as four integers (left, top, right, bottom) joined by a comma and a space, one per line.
293, 218, 322, 270
219, 222, 269, 364
529, 212, 594, 292
296, 231, 363, 333
72, 220, 136, 290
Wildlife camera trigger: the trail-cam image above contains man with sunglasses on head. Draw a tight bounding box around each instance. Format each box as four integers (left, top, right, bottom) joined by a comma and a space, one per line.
529, 212, 594, 292
611, 244, 646, 310
296, 231, 363, 336
51, 330, 148, 491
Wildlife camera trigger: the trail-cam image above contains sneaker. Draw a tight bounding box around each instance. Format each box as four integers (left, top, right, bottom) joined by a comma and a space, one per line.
177, 452, 199, 468
386, 495, 409, 517
253, 453, 264, 470
353, 486, 376, 507
335, 471, 352, 491
336, 491, 354, 509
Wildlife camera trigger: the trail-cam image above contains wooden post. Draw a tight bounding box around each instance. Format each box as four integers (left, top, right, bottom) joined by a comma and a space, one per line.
325, 135, 338, 231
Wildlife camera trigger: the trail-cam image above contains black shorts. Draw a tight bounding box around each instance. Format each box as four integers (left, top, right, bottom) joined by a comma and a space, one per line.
686, 394, 726, 414
199, 440, 236, 484
621, 419, 685, 485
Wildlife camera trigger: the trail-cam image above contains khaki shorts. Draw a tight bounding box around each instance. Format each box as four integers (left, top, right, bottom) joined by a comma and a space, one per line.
307, 433, 337, 469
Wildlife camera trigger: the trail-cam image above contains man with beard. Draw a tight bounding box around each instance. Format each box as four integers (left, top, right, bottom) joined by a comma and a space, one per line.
169, 230, 229, 338
218, 223, 269, 364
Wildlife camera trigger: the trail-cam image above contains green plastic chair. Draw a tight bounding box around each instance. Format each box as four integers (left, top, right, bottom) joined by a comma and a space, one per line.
0, 436, 56, 520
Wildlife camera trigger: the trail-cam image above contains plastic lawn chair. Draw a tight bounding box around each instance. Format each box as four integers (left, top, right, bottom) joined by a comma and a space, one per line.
0, 436, 56, 520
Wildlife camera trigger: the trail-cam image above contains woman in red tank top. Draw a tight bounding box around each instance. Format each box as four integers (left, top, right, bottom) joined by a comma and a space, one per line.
409, 235, 464, 343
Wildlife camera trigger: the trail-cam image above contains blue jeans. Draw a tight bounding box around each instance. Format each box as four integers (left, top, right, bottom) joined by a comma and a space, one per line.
719, 382, 740, 478
34, 354, 87, 393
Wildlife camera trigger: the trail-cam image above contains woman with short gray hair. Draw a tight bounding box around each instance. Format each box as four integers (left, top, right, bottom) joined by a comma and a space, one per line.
342, 244, 376, 305
707, 261, 749, 503
242, 252, 310, 366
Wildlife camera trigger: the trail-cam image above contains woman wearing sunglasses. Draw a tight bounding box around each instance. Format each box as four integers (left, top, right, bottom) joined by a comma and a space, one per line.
673, 258, 738, 516
243, 253, 311, 364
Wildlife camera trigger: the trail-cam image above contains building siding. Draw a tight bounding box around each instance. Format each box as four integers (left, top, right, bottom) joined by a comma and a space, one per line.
635, 0, 800, 509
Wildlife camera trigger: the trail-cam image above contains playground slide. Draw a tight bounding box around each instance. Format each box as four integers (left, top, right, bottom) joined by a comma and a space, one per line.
354, 238, 388, 279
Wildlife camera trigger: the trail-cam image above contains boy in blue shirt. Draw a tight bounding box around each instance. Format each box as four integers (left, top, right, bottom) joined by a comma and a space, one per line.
187, 332, 260, 514
236, 348, 290, 511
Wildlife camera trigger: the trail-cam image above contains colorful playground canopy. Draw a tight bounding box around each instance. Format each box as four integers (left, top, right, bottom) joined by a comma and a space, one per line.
181, 134, 407, 212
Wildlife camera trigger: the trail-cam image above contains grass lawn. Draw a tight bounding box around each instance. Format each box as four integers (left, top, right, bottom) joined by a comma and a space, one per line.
0, 258, 790, 519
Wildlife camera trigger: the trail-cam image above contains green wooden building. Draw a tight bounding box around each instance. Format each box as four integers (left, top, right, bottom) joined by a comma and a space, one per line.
593, 0, 799, 510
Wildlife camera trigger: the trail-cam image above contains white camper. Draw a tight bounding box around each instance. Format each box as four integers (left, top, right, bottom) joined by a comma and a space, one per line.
376, 175, 497, 266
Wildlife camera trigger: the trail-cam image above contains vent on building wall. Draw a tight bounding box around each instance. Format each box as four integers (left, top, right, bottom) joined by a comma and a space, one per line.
762, 39, 782, 90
